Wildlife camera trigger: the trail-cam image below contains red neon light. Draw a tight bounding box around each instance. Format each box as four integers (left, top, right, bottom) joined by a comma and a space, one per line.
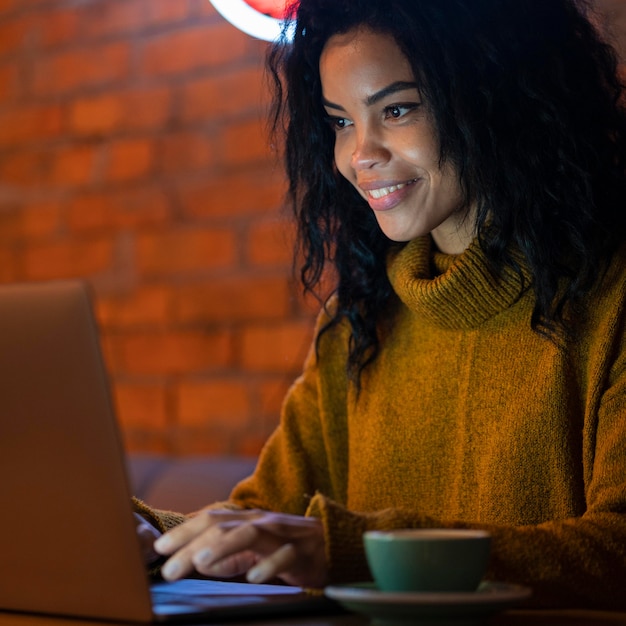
243, 0, 292, 20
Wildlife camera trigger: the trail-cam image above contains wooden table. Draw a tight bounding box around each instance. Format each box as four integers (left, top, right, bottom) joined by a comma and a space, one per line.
1, 608, 626, 626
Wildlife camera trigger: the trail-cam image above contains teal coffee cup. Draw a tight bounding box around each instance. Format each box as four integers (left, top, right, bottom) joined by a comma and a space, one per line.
363, 529, 491, 593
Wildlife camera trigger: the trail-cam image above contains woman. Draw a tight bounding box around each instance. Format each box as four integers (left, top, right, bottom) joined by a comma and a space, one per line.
136, 0, 626, 609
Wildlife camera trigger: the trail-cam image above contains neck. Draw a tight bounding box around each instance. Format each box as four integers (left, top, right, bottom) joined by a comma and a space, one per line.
430, 205, 477, 254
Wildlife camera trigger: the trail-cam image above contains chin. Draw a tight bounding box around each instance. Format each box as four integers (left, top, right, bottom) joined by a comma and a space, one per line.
376, 222, 426, 243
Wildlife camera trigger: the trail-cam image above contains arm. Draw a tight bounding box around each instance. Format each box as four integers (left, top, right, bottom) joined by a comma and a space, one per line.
227, 312, 626, 609
152, 301, 626, 608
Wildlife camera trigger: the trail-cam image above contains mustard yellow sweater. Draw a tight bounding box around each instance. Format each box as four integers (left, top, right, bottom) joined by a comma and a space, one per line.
142, 236, 626, 609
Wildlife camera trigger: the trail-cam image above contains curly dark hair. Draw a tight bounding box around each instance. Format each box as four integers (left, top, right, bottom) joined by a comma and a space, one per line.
268, 0, 626, 382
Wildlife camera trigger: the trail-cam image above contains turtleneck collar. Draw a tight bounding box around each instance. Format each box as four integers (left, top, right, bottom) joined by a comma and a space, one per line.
386, 236, 530, 329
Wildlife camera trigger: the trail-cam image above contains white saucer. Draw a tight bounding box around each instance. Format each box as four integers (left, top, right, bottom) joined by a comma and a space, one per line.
324, 581, 532, 625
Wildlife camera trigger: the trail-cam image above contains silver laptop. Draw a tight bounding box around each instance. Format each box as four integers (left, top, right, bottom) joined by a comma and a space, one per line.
0, 280, 334, 622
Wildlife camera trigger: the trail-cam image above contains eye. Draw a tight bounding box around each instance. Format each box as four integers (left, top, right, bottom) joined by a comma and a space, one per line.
384, 103, 420, 120
325, 115, 353, 132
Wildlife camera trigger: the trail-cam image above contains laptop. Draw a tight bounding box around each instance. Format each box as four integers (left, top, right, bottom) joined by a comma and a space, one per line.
0, 279, 335, 623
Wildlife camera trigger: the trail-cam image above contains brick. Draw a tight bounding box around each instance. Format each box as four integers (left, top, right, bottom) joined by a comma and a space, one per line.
0, 61, 19, 101
168, 427, 231, 456
234, 434, 270, 457
0, 244, 17, 281
32, 42, 131, 96
122, 429, 171, 455
104, 138, 154, 182
0, 0, 353, 457
176, 379, 251, 428
113, 381, 169, 430
180, 66, 269, 122
195, 0, 218, 18
0, 148, 48, 186
157, 131, 215, 174
49, 143, 98, 187
19, 199, 63, 239
247, 218, 295, 266
124, 87, 173, 131
174, 274, 291, 323
297, 285, 333, 317
69, 87, 173, 136
95, 285, 171, 329
219, 118, 275, 166
16, 0, 56, 8
81, 0, 145, 38
241, 321, 314, 373
69, 93, 125, 136
247, 37, 273, 60
255, 375, 292, 423
38, 8, 81, 49
146, 0, 193, 26
0, 205, 19, 241
178, 168, 287, 219
0, 104, 63, 147
0, 14, 31, 58
21, 236, 114, 280
106, 329, 234, 375
140, 23, 248, 77
68, 186, 170, 233
297, 264, 337, 314
0, 0, 18, 16
136, 228, 238, 277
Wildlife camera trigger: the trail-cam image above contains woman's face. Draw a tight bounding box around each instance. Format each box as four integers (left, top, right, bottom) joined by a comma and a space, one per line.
319, 27, 474, 253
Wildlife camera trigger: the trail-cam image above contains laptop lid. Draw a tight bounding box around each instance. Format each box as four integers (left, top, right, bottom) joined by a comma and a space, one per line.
0, 280, 155, 622
0, 280, 333, 623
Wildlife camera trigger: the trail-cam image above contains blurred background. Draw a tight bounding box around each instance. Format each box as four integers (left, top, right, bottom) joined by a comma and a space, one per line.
0, 0, 624, 459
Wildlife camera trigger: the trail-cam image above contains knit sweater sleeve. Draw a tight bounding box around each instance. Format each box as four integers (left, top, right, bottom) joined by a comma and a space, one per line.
306, 323, 626, 610
306, 490, 626, 611
229, 302, 626, 611
229, 305, 347, 514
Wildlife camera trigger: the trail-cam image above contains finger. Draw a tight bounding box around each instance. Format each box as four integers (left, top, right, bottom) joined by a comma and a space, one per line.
154, 509, 261, 555
158, 520, 224, 581
160, 526, 227, 581
160, 515, 265, 581
246, 543, 297, 584
191, 523, 264, 573
197, 550, 259, 579
192, 523, 289, 578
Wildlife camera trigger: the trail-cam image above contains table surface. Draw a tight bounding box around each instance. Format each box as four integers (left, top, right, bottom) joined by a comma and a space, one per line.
2, 607, 626, 626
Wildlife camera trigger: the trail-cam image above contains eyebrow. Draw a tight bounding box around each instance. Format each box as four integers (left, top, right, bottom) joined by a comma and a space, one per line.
322, 80, 420, 111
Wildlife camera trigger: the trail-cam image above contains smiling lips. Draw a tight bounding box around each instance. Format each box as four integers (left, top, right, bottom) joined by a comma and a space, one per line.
361, 179, 419, 210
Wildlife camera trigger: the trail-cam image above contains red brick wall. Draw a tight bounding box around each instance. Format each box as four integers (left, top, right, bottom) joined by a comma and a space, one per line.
0, 0, 624, 457
0, 0, 319, 456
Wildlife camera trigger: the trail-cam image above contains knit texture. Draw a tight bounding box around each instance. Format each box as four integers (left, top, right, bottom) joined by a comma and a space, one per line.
148, 236, 626, 609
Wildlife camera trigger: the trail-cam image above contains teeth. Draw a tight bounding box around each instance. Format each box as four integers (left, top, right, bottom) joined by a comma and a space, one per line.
367, 181, 413, 199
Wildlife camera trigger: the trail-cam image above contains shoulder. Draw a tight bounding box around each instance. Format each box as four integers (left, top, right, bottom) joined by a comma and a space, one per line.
591, 243, 626, 307
299, 295, 352, 380
314, 294, 352, 350
576, 242, 626, 357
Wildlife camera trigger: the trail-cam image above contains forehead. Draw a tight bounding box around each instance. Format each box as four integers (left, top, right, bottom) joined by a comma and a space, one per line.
319, 27, 415, 96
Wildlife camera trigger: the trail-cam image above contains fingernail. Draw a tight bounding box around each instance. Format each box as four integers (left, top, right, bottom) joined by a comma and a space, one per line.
194, 549, 213, 567
246, 565, 266, 584
161, 560, 182, 580
154, 535, 171, 553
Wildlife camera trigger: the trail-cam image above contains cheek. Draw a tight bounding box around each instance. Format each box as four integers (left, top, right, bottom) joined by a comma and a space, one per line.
438, 162, 464, 200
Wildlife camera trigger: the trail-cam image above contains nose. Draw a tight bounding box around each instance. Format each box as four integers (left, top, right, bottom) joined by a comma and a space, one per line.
350, 128, 389, 171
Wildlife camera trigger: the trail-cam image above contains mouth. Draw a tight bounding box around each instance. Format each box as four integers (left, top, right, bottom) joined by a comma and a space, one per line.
363, 179, 418, 200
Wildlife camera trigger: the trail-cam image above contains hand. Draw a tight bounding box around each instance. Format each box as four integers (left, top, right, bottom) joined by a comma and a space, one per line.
134, 513, 162, 565
153, 509, 328, 588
